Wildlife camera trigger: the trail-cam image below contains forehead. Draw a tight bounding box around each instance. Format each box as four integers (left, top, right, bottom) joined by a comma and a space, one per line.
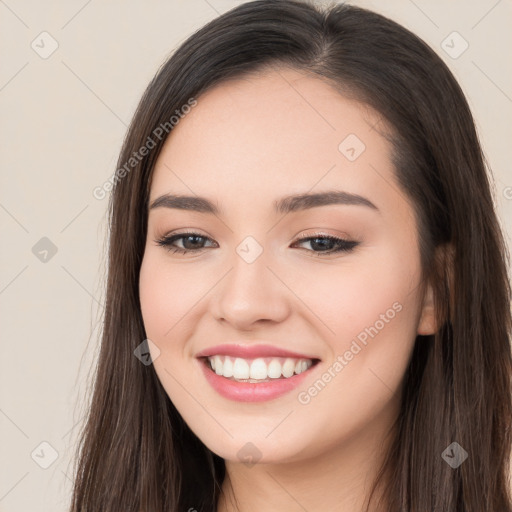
149, 67, 398, 213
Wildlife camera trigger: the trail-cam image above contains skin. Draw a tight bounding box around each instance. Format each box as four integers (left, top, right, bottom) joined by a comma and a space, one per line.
139, 67, 438, 512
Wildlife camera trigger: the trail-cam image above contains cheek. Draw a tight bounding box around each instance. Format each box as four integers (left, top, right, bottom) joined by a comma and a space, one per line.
291, 265, 421, 449
138, 252, 206, 405
287, 241, 422, 347
139, 256, 171, 338
309, 243, 422, 397
139, 251, 206, 340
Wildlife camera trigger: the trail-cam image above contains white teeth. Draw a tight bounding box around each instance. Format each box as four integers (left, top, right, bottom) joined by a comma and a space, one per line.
214, 355, 223, 375
249, 358, 267, 379
223, 357, 234, 378
282, 358, 295, 378
267, 359, 282, 379
207, 355, 314, 381
233, 358, 250, 379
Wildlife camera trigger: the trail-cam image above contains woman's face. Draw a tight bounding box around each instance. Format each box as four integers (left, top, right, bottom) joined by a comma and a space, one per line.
139, 67, 436, 464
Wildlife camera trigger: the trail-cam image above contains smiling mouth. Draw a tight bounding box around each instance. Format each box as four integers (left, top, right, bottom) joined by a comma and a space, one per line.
200, 355, 321, 383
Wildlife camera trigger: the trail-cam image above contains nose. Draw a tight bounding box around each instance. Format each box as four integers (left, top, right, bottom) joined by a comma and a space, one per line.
211, 245, 291, 330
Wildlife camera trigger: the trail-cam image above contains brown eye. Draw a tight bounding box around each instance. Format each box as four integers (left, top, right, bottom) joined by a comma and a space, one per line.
292, 235, 359, 255
155, 232, 216, 254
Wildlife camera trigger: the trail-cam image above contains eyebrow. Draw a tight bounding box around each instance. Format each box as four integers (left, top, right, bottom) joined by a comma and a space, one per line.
149, 190, 379, 215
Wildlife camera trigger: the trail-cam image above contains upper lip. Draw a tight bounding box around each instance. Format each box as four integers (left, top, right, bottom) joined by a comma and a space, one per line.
195, 343, 320, 360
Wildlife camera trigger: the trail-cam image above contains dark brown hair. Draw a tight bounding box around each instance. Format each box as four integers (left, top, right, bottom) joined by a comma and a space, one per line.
69, 1, 512, 510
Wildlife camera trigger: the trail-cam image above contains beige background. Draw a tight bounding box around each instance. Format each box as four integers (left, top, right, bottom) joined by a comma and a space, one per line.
0, 0, 511, 510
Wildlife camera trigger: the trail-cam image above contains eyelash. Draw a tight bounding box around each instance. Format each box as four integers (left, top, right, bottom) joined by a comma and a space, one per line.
154, 231, 359, 256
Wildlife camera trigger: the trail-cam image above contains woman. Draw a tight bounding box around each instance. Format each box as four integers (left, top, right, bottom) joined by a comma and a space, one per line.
69, 1, 512, 510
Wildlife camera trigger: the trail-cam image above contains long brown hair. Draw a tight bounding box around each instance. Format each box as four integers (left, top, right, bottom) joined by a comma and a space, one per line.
69, 1, 512, 510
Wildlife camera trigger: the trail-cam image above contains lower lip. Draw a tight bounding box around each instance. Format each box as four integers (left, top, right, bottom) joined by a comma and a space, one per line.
198, 358, 319, 402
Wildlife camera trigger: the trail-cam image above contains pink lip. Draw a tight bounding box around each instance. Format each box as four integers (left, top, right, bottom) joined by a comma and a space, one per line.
197, 357, 319, 402
195, 343, 319, 360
